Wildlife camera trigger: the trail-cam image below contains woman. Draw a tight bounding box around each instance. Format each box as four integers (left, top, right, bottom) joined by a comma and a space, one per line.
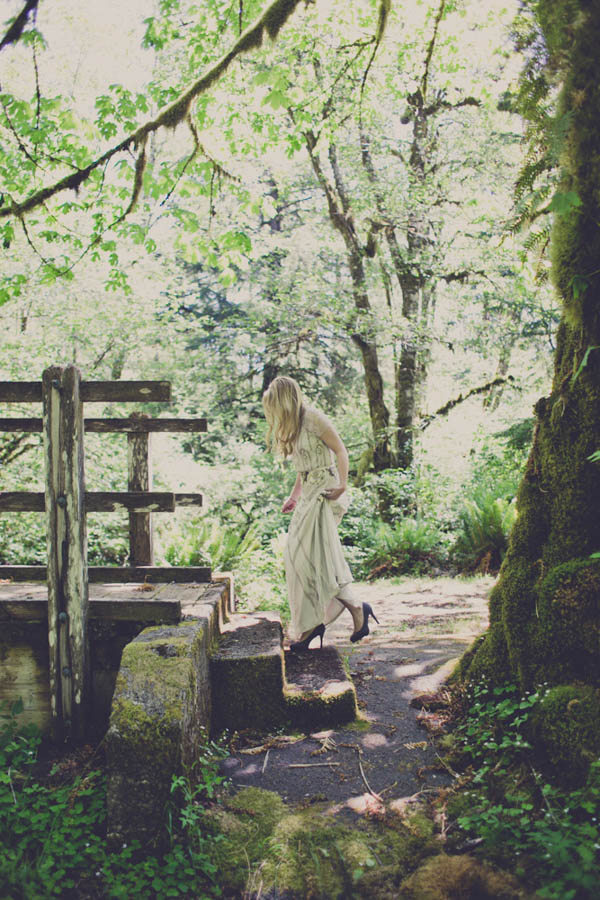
262, 375, 378, 651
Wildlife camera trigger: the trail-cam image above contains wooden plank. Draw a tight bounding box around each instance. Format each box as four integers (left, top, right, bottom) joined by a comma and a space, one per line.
0, 416, 206, 434
128, 419, 153, 566
86, 491, 175, 513
43, 364, 89, 741
0, 598, 47, 621
0, 565, 212, 583
0, 638, 51, 733
0, 491, 177, 512
0, 380, 171, 403
0, 417, 42, 432
175, 493, 203, 507
0, 382, 41, 402
85, 417, 207, 433
0, 492, 45, 511
0, 566, 47, 581
88, 598, 181, 622
89, 566, 212, 583
80, 381, 171, 402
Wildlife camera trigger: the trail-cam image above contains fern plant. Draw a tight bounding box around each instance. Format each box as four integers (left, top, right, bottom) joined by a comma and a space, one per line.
164, 518, 260, 571
366, 517, 443, 578
453, 492, 517, 573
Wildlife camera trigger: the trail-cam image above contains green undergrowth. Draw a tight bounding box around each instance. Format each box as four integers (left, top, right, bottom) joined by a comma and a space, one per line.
0, 700, 226, 899
440, 680, 600, 899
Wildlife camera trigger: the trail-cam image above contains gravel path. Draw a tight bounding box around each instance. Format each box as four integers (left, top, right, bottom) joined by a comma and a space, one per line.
222, 576, 492, 817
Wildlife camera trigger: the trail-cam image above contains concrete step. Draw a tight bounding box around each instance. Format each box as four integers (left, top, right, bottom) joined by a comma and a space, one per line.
209, 613, 357, 735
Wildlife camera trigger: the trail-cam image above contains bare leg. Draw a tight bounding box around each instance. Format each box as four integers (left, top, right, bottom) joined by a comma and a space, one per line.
336, 595, 363, 632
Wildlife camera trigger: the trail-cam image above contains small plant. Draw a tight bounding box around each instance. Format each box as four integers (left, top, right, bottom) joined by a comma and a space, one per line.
366, 517, 445, 577
0, 705, 229, 898
446, 680, 600, 899
164, 517, 260, 570
452, 491, 517, 572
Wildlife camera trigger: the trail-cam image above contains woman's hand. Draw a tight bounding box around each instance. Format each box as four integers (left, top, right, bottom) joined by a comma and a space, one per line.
322, 485, 346, 501
282, 497, 297, 513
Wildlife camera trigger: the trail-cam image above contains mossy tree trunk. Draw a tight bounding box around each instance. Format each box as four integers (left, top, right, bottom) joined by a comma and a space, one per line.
460, 0, 600, 779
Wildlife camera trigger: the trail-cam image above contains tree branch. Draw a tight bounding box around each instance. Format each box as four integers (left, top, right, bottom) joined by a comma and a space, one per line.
419, 376, 516, 430
0, 0, 38, 52
422, 0, 446, 101
0, 0, 304, 222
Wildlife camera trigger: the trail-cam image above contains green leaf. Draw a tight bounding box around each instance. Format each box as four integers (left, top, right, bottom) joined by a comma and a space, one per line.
571, 345, 600, 385
262, 89, 290, 110
548, 191, 582, 215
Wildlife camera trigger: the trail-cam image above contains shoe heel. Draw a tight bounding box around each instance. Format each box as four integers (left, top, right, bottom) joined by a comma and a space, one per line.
366, 603, 379, 625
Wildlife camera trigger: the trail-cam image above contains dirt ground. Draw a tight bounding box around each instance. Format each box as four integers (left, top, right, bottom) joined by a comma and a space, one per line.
222, 576, 493, 817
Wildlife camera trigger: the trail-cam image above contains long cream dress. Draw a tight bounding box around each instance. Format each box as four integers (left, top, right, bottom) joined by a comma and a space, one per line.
284, 406, 355, 639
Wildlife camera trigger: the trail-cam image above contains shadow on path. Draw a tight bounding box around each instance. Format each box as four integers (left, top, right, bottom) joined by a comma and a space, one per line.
222, 577, 492, 818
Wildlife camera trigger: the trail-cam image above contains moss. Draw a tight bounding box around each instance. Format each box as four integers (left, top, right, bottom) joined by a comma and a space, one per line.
109, 695, 180, 774
534, 559, 600, 682
210, 653, 286, 734
284, 682, 357, 731
205, 794, 437, 899
529, 683, 600, 786
398, 853, 526, 899
459, 621, 511, 686
260, 809, 426, 898
203, 788, 287, 894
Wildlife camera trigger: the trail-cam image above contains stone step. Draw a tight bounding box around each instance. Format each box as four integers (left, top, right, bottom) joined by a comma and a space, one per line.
284, 645, 357, 731
210, 613, 286, 734
209, 612, 357, 735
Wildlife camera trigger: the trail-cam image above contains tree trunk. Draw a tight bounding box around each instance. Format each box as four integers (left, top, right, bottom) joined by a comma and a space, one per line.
303, 130, 393, 470
460, 0, 600, 783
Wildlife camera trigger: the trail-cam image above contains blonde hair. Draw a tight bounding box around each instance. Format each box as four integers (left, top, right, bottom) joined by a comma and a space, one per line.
262, 376, 305, 457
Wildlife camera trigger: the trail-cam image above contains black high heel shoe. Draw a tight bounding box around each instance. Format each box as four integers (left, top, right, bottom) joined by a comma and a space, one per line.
350, 603, 379, 643
290, 623, 325, 652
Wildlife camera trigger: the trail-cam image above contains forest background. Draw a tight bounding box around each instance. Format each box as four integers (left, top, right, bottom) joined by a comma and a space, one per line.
0, 0, 558, 622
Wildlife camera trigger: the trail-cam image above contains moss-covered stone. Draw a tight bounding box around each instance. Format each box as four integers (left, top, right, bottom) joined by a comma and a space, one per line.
529, 683, 600, 786
204, 790, 438, 898
210, 616, 287, 734
105, 615, 217, 847
398, 853, 527, 899
203, 787, 288, 894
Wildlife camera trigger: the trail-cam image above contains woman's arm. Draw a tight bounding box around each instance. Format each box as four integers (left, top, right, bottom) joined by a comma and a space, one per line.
282, 473, 302, 513
319, 421, 348, 501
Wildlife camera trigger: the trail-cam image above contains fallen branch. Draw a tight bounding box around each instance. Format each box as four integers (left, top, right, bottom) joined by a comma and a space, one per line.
288, 762, 340, 768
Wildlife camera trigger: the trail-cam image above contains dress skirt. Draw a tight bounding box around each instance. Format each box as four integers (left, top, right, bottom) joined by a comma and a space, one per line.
284, 465, 354, 639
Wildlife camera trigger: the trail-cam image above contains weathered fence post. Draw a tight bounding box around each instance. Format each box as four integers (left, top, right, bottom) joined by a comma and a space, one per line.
128, 413, 153, 566
42, 365, 89, 740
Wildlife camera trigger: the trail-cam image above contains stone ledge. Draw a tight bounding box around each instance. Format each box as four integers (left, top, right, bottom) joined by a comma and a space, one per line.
105, 580, 228, 847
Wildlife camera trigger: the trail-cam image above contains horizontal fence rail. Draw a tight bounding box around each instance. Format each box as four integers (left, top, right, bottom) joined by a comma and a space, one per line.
0, 417, 207, 433
0, 491, 203, 513
0, 381, 171, 403
0, 566, 212, 583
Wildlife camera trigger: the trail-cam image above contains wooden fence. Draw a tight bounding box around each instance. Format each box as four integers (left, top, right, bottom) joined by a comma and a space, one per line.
0, 365, 211, 739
